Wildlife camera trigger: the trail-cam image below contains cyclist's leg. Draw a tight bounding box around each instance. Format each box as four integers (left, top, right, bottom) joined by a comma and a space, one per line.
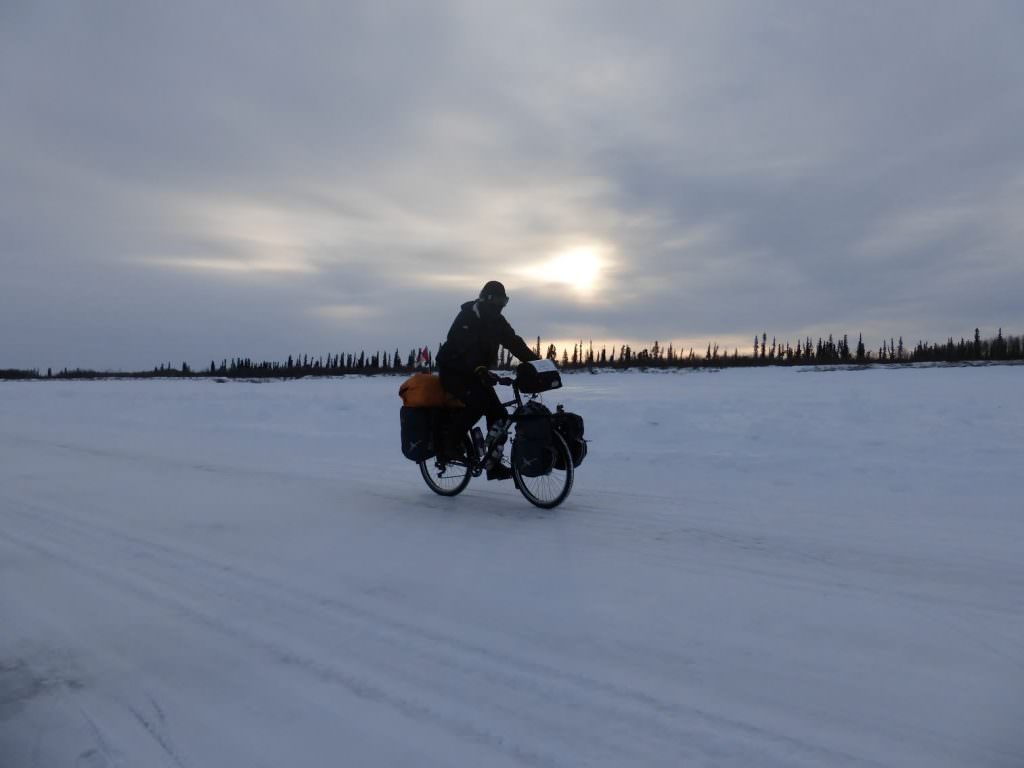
439, 372, 483, 456
481, 383, 507, 431
478, 383, 513, 479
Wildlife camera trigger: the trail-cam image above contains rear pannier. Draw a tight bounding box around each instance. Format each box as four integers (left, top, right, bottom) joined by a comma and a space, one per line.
515, 359, 562, 394
400, 406, 437, 462
552, 408, 587, 469
512, 401, 555, 477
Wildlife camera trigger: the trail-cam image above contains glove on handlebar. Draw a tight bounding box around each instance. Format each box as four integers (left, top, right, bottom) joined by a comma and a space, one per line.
474, 366, 500, 386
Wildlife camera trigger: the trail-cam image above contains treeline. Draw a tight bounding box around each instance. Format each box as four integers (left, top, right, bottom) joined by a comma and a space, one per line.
0, 348, 439, 380
2, 329, 1021, 381
547, 328, 1024, 369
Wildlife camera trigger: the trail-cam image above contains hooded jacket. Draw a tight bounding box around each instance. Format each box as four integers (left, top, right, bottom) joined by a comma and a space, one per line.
436, 300, 539, 375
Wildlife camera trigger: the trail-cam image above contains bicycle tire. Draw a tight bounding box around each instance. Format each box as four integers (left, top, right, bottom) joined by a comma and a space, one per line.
419, 435, 474, 496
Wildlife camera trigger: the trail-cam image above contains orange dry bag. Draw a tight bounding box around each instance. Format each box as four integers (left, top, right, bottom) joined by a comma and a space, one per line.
398, 373, 463, 409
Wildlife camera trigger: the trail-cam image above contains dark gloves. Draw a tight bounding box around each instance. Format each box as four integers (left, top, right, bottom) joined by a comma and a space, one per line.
475, 366, 499, 386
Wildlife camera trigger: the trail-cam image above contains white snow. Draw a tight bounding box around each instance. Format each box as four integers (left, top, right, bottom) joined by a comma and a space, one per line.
2, 367, 1022, 767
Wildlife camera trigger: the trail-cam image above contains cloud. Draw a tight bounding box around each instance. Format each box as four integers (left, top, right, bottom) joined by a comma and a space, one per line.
2, 1, 1023, 368
310, 304, 382, 324
143, 256, 318, 276
856, 206, 977, 259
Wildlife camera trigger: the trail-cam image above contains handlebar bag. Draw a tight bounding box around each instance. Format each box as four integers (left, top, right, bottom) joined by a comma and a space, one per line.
512, 401, 555, 477
516, 359, 562, 394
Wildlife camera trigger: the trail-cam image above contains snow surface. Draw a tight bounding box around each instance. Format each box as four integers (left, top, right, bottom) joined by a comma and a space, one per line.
1, 367, 1022, 767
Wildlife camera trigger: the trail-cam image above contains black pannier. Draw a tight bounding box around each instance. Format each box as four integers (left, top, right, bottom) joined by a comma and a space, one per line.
552, 409, 587, 469
516, 359, 562, 394
512, 401, 555, 477
400, 406, 437, 462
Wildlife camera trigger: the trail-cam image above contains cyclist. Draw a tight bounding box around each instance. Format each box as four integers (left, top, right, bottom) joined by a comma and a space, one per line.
436, 281, 540, 479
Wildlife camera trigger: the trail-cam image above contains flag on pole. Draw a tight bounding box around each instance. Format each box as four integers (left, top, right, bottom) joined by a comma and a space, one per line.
416, 347, 430, 369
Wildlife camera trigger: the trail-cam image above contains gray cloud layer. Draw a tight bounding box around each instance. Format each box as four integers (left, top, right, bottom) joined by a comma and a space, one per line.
3, 1, 1023, 368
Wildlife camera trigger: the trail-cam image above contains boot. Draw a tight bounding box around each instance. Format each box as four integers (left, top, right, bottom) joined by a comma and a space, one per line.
486, 464, 513, 481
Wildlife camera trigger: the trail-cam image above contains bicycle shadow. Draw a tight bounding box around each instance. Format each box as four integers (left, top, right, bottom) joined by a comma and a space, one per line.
365, 480, 562, 522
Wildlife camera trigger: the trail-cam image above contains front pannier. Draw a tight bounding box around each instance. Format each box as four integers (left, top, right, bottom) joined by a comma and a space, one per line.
552, 409, 587, 469
512, 401, 555, 477
400, 406, 437, 462
515, 359, 562, 394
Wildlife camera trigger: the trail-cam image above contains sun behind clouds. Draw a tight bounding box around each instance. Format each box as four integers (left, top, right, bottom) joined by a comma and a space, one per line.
525, 245, 608, 296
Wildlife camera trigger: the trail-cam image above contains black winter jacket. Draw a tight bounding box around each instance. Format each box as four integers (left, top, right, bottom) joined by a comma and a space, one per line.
436, 300, 539, 375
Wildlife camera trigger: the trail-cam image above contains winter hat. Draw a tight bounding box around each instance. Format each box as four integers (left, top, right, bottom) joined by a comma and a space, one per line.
479, 281, 509, 307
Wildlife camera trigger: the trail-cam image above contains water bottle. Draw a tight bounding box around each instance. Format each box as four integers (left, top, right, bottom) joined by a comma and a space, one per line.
471, 426, 486, 460
484, 419, 509, 468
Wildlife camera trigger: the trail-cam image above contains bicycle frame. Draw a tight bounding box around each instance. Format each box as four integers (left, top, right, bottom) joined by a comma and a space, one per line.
465, 377, 522, 477
497, 376, 523, 410
434, 376, 536, 476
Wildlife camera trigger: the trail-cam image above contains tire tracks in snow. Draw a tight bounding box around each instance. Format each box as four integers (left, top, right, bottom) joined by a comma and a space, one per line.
0, 521, 577, 768
564, 487, 1024, 617
2, 497, 889, 768
125, 697, 189, 768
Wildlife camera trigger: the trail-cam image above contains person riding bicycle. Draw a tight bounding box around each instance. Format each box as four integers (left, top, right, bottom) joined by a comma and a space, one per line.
436, 280, 540, 480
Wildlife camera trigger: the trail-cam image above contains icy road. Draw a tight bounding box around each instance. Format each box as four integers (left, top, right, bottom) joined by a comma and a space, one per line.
2, 367, 1023, 767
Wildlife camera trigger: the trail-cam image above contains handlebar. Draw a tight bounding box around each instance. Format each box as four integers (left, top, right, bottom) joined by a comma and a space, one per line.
496, 376, 515, 387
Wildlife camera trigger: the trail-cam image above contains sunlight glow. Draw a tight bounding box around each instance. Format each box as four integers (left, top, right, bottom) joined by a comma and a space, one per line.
529, 246, 607, 294
311, 304, 380, 322
144, 256, 316, 274
142, 199, 333, 279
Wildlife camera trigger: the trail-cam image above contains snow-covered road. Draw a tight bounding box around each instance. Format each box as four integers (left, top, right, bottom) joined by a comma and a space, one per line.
2, 367, 1022, 767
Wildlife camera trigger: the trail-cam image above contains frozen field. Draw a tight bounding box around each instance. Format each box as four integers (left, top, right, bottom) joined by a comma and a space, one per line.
1, 366, 1022, 767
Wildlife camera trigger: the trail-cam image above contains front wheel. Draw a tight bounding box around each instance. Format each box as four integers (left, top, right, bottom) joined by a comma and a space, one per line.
419, 435, 474, 496
513, 431, 574, 509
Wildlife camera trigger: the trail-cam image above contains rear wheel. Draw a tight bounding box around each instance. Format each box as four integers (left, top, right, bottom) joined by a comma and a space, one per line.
419, 435, 474, 496
512, 431, 574, 509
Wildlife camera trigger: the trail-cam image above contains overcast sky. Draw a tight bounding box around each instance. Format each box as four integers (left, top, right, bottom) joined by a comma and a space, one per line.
3, 1, 1023, 369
